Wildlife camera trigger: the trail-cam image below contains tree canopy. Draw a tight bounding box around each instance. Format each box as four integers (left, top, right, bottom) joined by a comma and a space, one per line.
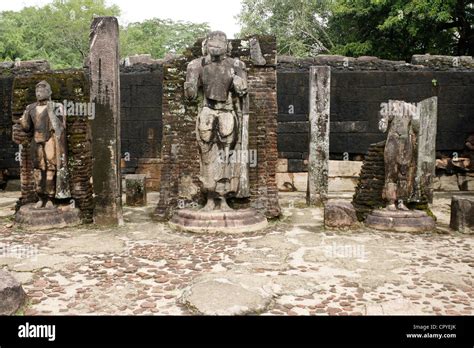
2, 0, 474, 67
238, 0, 334, 56
0, 0, 209, 69
238, 0, 474, 61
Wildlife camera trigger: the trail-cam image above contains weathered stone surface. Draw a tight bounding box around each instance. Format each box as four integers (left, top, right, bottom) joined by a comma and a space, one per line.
412, 54, 474, 70
366, 209, 435, 232
249, 37, 267, 66
89, 16, 123, 225
125, 174, 147, 207
181, 275, 273, 315
0, 270, 26, 315
450, 196, 474, 234
13, 60, 50, 71
170, 209, 268, 234
276, 159, 288, 173
324, 200, 358, 229
15, 204, 81, 230
307, 66, 330, 206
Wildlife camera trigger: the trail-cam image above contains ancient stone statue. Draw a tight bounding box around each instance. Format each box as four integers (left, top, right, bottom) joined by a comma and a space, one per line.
184, 31, 249, 211
379, 101, 420, 211
16, 80, 70, 208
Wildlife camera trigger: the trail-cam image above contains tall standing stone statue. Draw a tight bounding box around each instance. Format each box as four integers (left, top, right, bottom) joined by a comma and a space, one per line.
170, 31, 267, 233
17, 81, 70, 207
13, 81, 80, 228
184, 31, 249, 211
366, 99, 437, 232
378, 100, 419, 211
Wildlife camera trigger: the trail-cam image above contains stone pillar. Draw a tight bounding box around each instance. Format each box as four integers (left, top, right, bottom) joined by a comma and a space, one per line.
307, 66, 330, 206
416, 97, 438, 203
89, 17, 123, 225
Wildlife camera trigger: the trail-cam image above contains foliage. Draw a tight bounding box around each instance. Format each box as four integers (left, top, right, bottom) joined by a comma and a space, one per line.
0, 0, 209, 69
120, 18, 209, 59
329, 0, 463, 60
0, 0, 120, 68
237, 0, 334, 56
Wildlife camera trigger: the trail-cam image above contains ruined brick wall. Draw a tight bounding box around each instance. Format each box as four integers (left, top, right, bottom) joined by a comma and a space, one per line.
0, 68, 15, 177
11, 70, 94, 222
352, 141, 385, 221
277, 55, 474, 174
1, 61, 50, 178
154, 36, 281, 220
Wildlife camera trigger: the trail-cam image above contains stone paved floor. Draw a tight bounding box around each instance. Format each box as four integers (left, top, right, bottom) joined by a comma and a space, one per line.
0, 190, 472, 315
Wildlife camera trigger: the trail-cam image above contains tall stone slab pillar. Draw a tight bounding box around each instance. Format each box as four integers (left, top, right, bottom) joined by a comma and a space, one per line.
89, 17, 123, 225
416, 97, 438, 204
307, 66, 331, 207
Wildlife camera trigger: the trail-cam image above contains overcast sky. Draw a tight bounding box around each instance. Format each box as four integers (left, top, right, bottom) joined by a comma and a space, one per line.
0, 0, 243, 37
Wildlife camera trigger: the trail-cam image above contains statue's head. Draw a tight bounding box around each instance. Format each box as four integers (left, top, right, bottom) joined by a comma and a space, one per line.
35, 80, 52, 102
203, 31, 228, 58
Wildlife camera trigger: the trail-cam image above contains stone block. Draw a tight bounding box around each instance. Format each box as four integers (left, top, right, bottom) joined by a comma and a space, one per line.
125, 174, 147, 206
450, 196, 474, 234
324, 200, 358, 228
329, 160, 363, 178
0, 270, 26, 315
276, 159, 288, 173
329, 177, 358, 192
293, 173, 308, 192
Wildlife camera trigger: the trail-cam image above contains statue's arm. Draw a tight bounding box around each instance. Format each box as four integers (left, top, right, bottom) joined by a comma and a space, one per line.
184, 59, 201, 100
232, 60, 248, 97
18, 106, 33, 132
378, 113, 391, 133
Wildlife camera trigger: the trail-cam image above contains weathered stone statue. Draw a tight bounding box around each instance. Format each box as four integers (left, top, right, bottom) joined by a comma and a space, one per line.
365, 98, 437, 232
184, 31, 249, 211
378, 100, 419, 211
170, 31, 267, 233
16, 81, 70, 208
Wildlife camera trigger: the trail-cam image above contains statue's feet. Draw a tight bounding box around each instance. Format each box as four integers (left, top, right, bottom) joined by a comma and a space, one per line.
201, 199, 216, 212
386, 204, 397, 211
34, 200, 44, 209
397, 202, 409, 211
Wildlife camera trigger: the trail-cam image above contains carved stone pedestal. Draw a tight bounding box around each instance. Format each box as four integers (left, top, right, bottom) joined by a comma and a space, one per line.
170, 209, 268, 234
366, 209, 435, 233
15, 204, 81, 230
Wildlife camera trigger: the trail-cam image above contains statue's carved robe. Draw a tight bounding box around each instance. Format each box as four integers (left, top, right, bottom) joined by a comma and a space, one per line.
20, 102, 70, 199
186, 55, 249, 198
381, 105, 419, 203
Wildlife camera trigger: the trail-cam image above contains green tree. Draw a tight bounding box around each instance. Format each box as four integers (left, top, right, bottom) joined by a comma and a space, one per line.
0, 0, 120, 68
120, 18, 210, 58
237, 0, 334, 56
330, 0, 472, 60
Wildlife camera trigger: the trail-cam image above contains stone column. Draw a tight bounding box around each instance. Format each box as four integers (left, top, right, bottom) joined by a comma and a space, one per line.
307, 66, 331, 206
89, 17, 123, 225
416, 97, 438, 203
